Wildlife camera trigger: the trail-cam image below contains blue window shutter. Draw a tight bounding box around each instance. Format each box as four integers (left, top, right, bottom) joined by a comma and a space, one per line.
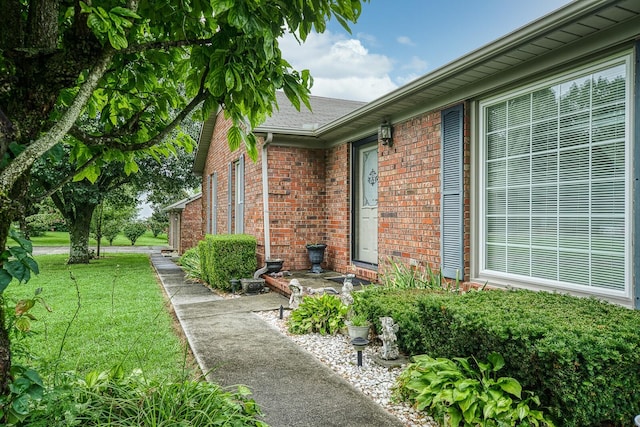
227, 162, 232, 234
441, 104, 464, 280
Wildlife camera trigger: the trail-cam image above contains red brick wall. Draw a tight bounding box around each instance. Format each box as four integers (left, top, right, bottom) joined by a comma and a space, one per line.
267, 145, 326, 271
201, 104, 471, 281
200, 112, 266, 260
200, 113, 328, 271
377, 112, 441, 276
376, 102, 470, 282
180, 197, 203, 254
325, 143, 351, 273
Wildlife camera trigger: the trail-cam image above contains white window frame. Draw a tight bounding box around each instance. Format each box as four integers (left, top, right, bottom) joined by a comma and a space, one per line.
477, 52, 633, 301
234, 157, 245, 234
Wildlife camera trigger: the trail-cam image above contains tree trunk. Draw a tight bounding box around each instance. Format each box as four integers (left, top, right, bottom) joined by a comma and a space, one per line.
94, 204, 103, 258
0, 217, 12, 394
0, 174, 29, 393
68, 203, 97, 264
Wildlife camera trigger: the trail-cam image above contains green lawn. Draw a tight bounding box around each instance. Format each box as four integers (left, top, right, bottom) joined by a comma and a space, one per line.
5, 254, 192, 381
29, 230, 169, 247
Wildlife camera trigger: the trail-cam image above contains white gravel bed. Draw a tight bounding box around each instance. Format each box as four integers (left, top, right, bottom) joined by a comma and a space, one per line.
254, 309, 437, 427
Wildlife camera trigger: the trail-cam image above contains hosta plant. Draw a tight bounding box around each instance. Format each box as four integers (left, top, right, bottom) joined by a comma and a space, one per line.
395, 352, 555, 427
288, 294, 348, 335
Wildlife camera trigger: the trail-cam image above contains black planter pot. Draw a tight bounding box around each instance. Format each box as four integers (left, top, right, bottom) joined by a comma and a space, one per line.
266, 259, 284, 273
306, 244, 327, 274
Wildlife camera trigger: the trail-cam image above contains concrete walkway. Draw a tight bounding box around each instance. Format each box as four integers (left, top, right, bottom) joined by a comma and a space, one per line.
150, 253, 404, 427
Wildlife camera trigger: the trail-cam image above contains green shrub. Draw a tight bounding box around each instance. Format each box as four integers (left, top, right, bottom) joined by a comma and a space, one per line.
147, 219, 166, 238
102, 220, 121, 245
15, 367, 266, 426
359, 288, 640, 427
355, 287, 441, 354
178, 247, 203, 282
288, 294, 348, 335
395, 352, 554, 427
198, 234, 257, 291
122, 221, 147, 245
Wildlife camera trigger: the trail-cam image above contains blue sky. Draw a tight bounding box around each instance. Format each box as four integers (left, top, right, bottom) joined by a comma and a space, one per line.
280, 0, 573, 101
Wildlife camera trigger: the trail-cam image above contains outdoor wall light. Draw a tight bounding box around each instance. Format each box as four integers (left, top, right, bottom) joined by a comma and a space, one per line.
378, 121, 393, 147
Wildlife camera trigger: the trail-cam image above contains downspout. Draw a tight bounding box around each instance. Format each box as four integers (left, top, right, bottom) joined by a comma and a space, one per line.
262, 133, 273, 261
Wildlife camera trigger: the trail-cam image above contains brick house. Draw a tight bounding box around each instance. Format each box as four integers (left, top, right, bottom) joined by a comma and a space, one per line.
164, 194, 203, 254
194, 0, 640, 308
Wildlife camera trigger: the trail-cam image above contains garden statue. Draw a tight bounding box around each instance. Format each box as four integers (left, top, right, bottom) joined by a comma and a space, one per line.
340, 274, 355, 306
289, 279, 303, 309
379, 316, 400, 360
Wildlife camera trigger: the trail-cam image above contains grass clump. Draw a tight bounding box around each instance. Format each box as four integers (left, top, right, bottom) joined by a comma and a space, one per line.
2, 253, 267, 426
17, 367, 266, 426
6, 254, 186, 377
380, 257, 462, 291
178, 247, 203, 282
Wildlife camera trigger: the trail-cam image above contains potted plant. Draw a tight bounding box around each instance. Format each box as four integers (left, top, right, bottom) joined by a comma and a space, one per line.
345, 312, 370, 340
305, 243, 327, 274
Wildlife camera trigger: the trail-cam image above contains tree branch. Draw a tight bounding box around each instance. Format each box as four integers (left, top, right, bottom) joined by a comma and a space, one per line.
0, 0, 140, 196
0, 47, 114, 196
69, 89, 208, 152
122, 37, 213, 55
31, 151, 103, 204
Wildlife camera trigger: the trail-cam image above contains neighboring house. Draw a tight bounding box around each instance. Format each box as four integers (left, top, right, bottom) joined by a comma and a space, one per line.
194, 0, 640, 308
164, 194, 203, 254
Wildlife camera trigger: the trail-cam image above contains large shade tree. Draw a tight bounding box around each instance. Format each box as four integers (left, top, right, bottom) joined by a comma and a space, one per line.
29, 141, 199, 264
0, 0, 366, 392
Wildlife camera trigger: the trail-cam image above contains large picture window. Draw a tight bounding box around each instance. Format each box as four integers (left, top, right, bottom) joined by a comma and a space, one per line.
480, 55, 631, 297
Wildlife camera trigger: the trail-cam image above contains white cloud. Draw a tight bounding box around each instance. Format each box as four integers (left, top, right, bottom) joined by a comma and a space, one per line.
403, 55, 428, 72
396, 36, 414, 46
279, 31, 398, 101
310, 76, 397, 102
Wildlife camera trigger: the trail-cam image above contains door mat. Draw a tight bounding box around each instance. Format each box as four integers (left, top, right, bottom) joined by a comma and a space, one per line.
326, 276, 371, 286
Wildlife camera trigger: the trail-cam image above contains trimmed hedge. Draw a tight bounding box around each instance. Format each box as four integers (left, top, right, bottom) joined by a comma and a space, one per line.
358, 288, 640, 427
198, 234, 257, 291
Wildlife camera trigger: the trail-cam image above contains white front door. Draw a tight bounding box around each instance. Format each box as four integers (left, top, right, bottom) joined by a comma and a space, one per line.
356, 144, 378, 264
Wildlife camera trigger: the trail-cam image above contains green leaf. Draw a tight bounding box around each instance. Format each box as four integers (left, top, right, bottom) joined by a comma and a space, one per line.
225, 68, 236, 90
8, 246, 27, 261
110, 6, 141, 19
517, 403, 530, 420
0, 270, 13, 293
245, 133, 259, 161
10, 393, 31, 416
73, 164, 101, 183
227, 126, 243, 152
4, 260, 27, 283
108, 30, 129, 50
448, 406, 463, 427
9, 229, 32, 252
497, 377, 522, 399
488, 352, 505, 371
15, 317, 31, 333
124, 159, 139, 175
462, 401, 479, 423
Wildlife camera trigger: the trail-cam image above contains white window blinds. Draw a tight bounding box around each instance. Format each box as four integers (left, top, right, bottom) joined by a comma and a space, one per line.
482, 59, 629, 294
